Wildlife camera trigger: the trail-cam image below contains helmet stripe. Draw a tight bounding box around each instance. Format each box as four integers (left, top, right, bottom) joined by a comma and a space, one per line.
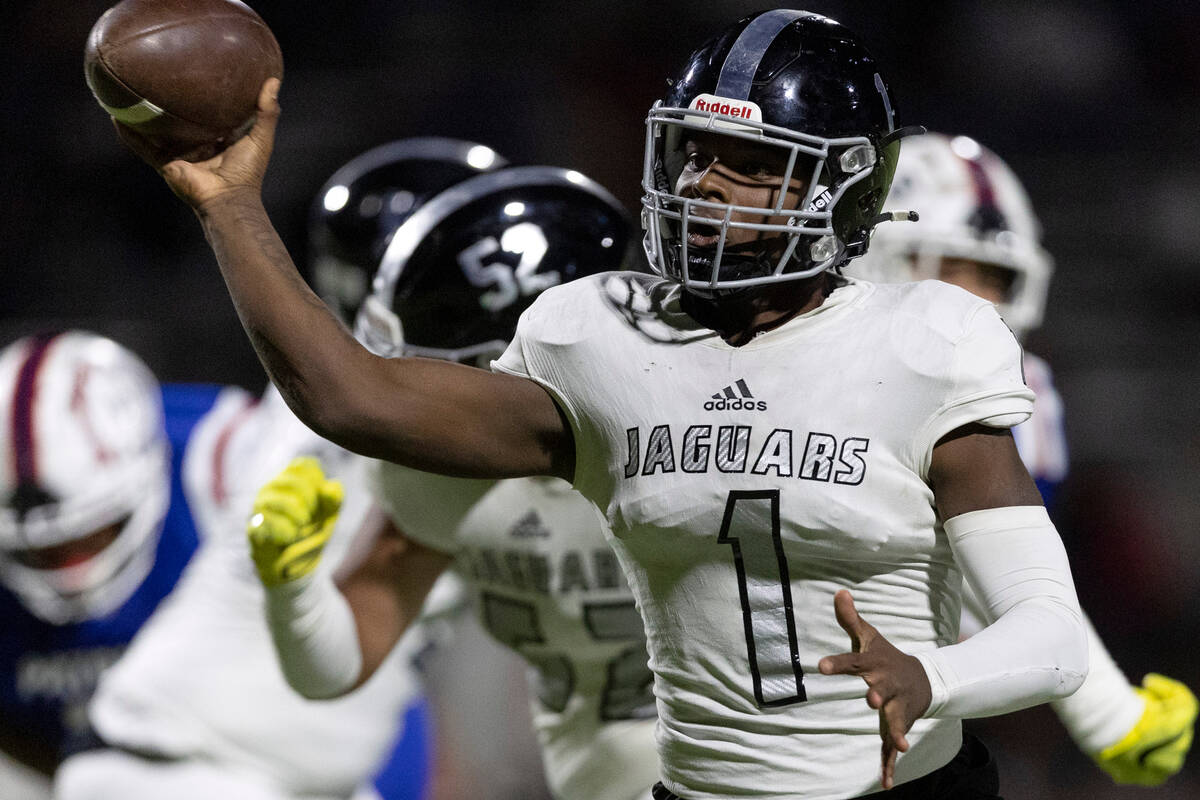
210, 394, 261, 506
715, 10, 807, 100
960, 152, 1010, 234
10, 334, 60, 489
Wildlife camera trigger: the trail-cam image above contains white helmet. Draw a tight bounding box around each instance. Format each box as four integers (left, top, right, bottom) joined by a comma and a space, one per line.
849, 133, 1054, 339
0, 332, 169, 624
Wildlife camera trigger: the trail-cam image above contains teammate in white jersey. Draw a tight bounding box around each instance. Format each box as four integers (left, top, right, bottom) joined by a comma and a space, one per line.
50, 140, 521, 800
847, 131, 1197, 786
115, 8, 1090, 800
254, 162, 659, 800
54, 385, 432, 800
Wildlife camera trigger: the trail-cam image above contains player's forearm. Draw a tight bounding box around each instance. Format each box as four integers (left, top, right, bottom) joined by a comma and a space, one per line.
336, 544, 446, 691
916, 506, 1088, 718
1050, 613, 1145, 753
263, 572, 364, 699
195, 192, 566, 479
195, 190, 376, 443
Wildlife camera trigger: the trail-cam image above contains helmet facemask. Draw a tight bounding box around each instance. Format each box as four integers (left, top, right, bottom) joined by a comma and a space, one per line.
0, 455, 168, 625
642, 102, 889, 294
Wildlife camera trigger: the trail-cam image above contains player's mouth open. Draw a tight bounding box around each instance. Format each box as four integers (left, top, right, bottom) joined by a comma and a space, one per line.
687, 217, 723, 248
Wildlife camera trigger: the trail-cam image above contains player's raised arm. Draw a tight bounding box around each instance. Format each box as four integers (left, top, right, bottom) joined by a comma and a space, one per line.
118, 80, 568, 481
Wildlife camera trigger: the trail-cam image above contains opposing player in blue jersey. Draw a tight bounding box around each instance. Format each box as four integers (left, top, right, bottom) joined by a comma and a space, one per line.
847, 131, 1197, 787
0, 330, 211, 783
0, 330, 431, 800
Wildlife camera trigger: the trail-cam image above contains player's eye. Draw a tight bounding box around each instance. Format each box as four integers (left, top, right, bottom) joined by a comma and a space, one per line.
742, 162, 777, 180
684, 151, 713, 171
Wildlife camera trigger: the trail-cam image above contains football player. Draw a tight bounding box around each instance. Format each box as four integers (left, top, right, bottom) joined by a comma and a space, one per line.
847, 131, 1197, 786
253, 162, 657, 800
0, 330, 430, 800
0, 330, 201, 788
47, 138, 511, 800
118, 9, 1092, 800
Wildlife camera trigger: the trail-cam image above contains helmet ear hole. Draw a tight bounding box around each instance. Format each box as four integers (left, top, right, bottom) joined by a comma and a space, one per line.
857, 188, 883, 215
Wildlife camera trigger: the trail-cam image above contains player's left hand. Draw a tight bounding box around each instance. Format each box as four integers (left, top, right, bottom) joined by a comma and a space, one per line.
818, 589, 931, 790
1094, 672, 1197, 785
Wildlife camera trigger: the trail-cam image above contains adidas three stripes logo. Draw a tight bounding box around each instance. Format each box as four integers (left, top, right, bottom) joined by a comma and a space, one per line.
704, 378, 767, 411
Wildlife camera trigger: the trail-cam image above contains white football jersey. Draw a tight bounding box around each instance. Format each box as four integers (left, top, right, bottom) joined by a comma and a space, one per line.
86, 387, 425, 798
494, 273, 1034, 800
369, 463, 660, 800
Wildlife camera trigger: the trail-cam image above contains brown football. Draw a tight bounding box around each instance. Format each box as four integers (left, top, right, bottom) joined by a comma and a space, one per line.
84, 0, 283, 162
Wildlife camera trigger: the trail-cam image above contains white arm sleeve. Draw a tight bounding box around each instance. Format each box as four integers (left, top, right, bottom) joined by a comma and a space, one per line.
1050, 613, 1146, 753
264, 572, 363, 700
915, 505, 1087, 719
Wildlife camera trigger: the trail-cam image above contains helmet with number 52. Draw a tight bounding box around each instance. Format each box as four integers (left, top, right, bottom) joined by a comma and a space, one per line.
309, 137, 508, 322
355, 166, 634, 364
0, 332, 169, 624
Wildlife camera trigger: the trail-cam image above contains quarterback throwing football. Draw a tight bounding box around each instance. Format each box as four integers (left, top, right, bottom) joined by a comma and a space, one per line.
119, 9, 1092, 800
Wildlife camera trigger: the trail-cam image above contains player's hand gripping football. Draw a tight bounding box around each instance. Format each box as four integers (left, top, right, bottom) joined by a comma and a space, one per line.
818, 589, 932, 790
115, 78, 281, 210
1093, 672, 1197, 785
246, 456, 343, 587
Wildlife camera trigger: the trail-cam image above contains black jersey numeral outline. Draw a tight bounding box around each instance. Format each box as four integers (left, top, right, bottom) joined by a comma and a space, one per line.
717, 489, 807, 706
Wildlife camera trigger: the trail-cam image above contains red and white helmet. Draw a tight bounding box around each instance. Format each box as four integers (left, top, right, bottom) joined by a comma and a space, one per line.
849, 133, 1054, 340
0, 332, 169, 623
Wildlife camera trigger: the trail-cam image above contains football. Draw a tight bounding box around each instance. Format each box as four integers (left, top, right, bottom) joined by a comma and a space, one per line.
84, 0, 283, 163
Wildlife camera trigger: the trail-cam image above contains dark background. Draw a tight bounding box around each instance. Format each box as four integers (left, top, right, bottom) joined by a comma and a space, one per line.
4, 1, 1199, 797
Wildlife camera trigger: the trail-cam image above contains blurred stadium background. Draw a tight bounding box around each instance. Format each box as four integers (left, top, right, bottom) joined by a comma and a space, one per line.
3, 1, 1197, 797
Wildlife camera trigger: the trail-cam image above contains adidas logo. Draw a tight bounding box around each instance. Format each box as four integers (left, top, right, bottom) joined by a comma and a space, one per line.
509, 510, 551, 539
703, 379, 768, 411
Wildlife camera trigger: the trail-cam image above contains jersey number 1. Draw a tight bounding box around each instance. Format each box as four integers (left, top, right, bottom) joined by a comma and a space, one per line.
718, 489, 807, 706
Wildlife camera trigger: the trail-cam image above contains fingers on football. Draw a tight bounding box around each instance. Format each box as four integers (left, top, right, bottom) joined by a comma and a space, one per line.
112, 119, 173, 169
248, 77, 282, 151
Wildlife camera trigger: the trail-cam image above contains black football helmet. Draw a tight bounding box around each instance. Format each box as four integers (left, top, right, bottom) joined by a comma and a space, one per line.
308, 138, 508, 321
642, 9, 920, 293
355, 166, 634, 364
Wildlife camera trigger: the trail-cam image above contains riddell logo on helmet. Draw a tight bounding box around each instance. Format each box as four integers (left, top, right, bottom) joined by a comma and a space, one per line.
689, 94, 763, 123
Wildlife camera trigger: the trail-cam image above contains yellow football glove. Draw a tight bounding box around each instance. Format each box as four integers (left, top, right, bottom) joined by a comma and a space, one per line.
246, 457, 344, 587
1095, 673, 1198, 785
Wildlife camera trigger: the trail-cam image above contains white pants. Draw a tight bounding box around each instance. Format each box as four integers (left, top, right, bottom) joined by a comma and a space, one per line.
53, 750, 352, 800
